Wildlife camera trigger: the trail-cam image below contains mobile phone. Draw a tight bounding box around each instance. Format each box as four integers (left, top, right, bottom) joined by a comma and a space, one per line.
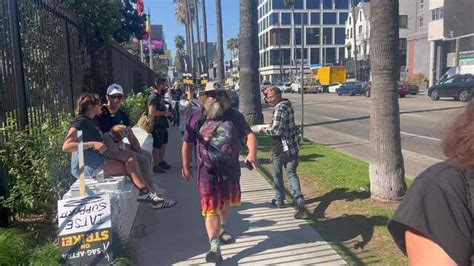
244, 160, 254, 170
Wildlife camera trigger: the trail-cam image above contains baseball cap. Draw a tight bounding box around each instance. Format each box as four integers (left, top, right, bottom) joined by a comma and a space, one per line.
106, 84, 124, 95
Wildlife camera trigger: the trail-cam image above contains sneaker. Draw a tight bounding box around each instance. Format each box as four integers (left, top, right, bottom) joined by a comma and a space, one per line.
271, 199, 285, 208
152, 198, 177, 210
205, 248, 223, 263
219, 230, 235, 244
153, 165, 165, 174
159, 161, 172, 169
137, 191, 163, 205
293, 200, 305, 219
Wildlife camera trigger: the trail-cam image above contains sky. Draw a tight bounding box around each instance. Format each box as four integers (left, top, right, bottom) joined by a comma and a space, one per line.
148, 0, 240, 61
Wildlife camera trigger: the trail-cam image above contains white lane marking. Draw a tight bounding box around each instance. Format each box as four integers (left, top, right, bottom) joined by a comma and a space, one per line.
401, 113, 424, 118
321, 116, 340, 121
328, 104, 346, 108
401, 131, 442, 142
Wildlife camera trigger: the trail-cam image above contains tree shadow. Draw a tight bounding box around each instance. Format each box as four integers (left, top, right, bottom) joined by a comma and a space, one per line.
306, 188, 370, 219
299, 153, 324, 162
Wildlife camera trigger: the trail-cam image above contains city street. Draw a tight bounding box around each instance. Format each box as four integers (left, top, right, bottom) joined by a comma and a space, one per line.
262, 92, 467, 178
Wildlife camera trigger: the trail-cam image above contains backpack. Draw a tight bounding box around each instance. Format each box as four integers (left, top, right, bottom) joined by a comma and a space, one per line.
195, 112, 238, 180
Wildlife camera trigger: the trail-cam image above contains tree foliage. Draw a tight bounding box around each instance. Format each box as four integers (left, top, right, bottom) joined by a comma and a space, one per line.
65, 0, 146, 50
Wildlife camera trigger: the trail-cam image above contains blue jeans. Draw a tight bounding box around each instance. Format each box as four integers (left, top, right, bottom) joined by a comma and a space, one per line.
71, 150, 108, 179
272, 152, 304, 204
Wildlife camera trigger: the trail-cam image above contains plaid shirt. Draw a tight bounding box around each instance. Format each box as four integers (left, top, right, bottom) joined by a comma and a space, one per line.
266, 99, 300, 157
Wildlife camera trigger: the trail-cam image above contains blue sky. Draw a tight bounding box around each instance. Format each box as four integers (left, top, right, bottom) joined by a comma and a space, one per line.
148, 0, 240, 60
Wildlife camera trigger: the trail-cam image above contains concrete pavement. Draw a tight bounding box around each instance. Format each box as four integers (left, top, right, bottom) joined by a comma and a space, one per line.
128, 126, 346, 265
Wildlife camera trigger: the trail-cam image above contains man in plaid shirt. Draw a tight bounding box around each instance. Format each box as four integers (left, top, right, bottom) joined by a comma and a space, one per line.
262, 86, 305, 219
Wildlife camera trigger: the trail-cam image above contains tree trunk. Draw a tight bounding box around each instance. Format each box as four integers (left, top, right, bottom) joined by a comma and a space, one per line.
215, 0, 224, 83
202, 0, 209, 74
369, 0, 407, 201
239, 0, 263, 125
194, 0, 202, 75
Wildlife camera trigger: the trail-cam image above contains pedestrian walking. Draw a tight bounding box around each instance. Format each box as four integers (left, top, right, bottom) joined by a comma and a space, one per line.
261, 86, 305, 219
181, 81, 258, 263
388, 100, 474, 265
148, 78, 173, 173
179, 83, 200, 135
170, 81, 183, 126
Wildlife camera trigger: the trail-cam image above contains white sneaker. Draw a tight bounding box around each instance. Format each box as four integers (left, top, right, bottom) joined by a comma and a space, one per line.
137, 191, 164, 205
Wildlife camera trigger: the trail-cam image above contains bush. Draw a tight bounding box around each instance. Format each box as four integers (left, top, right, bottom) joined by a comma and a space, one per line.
0, 228, 63, 265
122, 87, 152, 125
0, 114, 74, 216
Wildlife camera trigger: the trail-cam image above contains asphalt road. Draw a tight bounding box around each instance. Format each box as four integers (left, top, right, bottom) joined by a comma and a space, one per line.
261, 91, 467, 178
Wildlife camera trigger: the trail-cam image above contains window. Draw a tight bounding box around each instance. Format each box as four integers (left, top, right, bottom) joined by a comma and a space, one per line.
270, 49, 282, 65
325, 47, 336, 65
334, 0, 348, 9
432, 8, 444, 21
310, 48, 320, 64
358, 25, 362, 34
348, 16, 351, 25
335, 27, 345, 44
306, 28, 320, 45
323, 0, 332, 9
307, 0, 321, 9
271, 28, 291, 45
272, 0, 291, 9
311, 12, 320, 24
295, 48, 308, 60
295, 28, 302, 45
399, 38, 407, 51
419, 0, 424, 9
271, 13, 279, 25
282, 13, 291, 25
294, 13, 308, 25
418, 17, 423, 27
323, 28, 333, 44
339, 12, 348, 25
323, 12, 337, 24
399, 15, 408, 28
338, 47, 345, 64
350, 30, 352, 38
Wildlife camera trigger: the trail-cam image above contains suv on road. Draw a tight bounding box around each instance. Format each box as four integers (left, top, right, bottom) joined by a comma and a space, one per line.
428, 74, 474, 102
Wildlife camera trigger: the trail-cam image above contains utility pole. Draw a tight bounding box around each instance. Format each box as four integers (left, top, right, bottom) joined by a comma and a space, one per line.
278, 22, 283, 82
185, 0, 195, 76
290, 4, 295, 82
352, 0, 359, 80
300, 13, 305, 139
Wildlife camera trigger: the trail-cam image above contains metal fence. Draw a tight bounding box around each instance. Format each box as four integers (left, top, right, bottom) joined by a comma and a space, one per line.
0, 0, 157, 135
0, 0, 158, 223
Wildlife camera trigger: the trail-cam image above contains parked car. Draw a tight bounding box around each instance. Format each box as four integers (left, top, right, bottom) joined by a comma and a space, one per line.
282, 83, 292, 93
336, 82, 366, 96
328, 82, 343, 93
230, 90, 239, 108
428, 74, 474, 102
407, 84, 419, 95
364, 81, 409, 98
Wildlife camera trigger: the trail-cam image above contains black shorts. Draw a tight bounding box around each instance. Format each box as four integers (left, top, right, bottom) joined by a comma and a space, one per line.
151, 128, 168, 149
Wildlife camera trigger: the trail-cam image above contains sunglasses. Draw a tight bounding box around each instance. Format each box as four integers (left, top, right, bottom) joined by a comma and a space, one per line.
205, 91, 226, 98
108, 94, 123, 100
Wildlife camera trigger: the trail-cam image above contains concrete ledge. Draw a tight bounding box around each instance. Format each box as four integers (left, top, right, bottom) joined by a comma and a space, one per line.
62, 127, 151, 242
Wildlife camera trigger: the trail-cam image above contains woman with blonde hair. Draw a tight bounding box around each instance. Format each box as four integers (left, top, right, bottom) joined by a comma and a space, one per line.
388, 100, 474, 265
63, 93, 176, 209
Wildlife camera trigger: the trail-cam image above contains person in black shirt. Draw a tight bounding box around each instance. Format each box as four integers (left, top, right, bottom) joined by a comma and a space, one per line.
63, 93, 176, 209
96, 84, 162, 193
148, 78, 173, 173
388, 100, 474, 265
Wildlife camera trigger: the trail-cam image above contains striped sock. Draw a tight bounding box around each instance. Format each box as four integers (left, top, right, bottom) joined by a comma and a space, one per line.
210, 238, 220, 251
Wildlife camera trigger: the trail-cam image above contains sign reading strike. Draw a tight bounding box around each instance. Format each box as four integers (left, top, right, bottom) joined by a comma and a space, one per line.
58, 195, 113, 264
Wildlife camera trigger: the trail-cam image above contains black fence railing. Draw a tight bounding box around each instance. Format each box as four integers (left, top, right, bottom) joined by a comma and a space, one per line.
0, 0, 158, 225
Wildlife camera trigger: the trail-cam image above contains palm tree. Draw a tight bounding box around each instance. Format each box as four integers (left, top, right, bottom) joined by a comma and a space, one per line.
227, 37, 239, 60
215, 0, 224, 83
174, 35, 186, 73
201, 0, 209, 74
369, 0, 407, 201
174, 0, 195, 72
239, 0, 263, 125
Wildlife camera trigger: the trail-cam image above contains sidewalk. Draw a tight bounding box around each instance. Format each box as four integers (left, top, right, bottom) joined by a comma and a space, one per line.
128, 126, 346, 265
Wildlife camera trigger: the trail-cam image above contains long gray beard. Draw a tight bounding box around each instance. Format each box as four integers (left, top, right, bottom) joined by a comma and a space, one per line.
203, 98, 231, 119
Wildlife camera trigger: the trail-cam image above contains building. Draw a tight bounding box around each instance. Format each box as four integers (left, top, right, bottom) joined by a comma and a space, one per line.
406, 0, 431, 80
428, 0, 474, 86
258, 0, 351, 83
344, 0, 409, 81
